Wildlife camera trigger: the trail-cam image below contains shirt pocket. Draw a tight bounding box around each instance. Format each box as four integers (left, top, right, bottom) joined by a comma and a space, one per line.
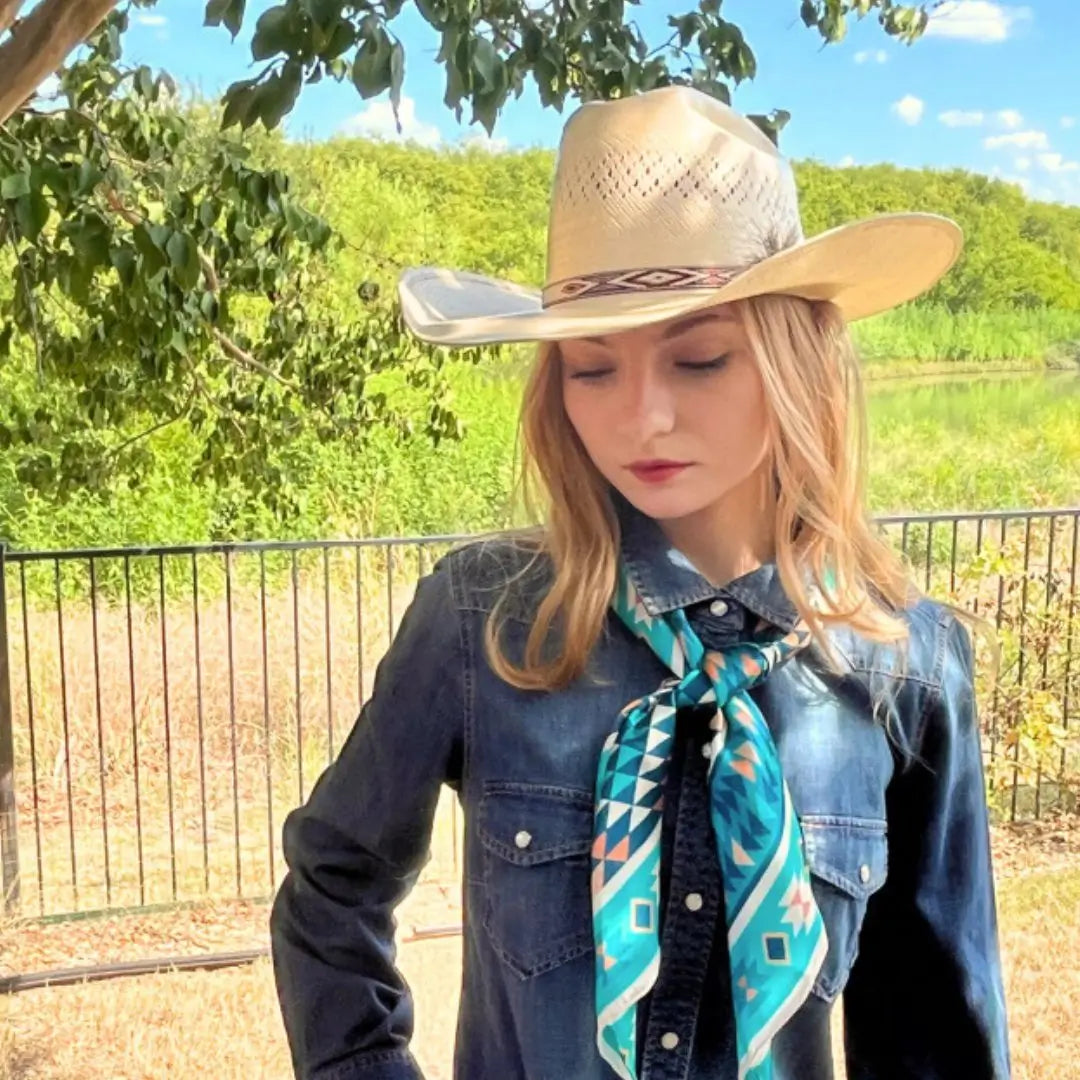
800, 816, 888, 1002
478, 780, 595, 979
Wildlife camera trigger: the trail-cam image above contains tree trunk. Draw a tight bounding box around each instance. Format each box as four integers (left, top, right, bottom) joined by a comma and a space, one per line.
0, 0, 118, 125
0, 0, 26, 37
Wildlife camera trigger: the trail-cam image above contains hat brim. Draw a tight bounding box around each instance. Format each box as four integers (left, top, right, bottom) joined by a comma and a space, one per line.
397, 212, 962, 347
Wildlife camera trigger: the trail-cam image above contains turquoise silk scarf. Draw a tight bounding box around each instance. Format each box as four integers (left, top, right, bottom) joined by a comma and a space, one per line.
591, 565, 828, 1080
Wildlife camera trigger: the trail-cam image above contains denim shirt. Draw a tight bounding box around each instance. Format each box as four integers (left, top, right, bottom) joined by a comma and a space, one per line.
270, 495, 1011, 1080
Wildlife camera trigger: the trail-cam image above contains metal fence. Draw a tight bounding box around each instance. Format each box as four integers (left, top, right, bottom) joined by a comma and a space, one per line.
0, 508, 1078, 986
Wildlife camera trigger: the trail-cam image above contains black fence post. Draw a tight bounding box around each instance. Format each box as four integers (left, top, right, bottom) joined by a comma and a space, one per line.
0, 544, 20, 915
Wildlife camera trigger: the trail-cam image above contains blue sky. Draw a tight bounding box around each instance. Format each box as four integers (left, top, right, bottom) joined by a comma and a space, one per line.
116, 1, 1079, 206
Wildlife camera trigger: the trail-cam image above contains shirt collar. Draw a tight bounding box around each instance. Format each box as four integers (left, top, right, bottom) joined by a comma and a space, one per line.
612, 487, 800, 632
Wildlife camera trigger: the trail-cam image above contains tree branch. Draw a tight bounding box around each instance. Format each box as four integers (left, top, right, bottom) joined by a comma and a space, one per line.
0, 0, 25, 37
211, 328, 301, 394
5, 210, 42, 385
0, 0, 118, 125
103, 185, 302, 400
108, 374, 199, 460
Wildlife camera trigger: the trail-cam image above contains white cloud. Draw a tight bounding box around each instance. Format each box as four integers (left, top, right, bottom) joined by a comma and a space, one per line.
1062, 116, 1077, 129
135, 13, 168, 27
1035, 153, 1080, 174
891, 95, 925, 126
995, 109, 1023, 129
939, 109, 985, 127
838, 155, 857, 168
1014, 156, 1031, 171
854, 49, 888, 64
983, 129, 1049, 150
459, 132, 509, 153
339, 97, 441, 147
924, 1, 1033, 43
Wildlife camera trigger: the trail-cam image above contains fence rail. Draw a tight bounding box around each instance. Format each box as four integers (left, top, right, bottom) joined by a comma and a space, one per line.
1, 509, 1078, 948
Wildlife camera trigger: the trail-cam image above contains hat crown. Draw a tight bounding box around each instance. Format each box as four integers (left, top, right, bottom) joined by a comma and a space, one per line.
544, 86, 805, 305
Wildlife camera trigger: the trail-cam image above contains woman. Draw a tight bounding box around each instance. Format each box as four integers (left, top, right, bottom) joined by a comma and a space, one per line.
270, 86, 1010, 1080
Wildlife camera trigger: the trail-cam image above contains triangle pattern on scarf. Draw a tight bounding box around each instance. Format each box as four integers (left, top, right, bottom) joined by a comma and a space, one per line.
593, 564, 824, 1080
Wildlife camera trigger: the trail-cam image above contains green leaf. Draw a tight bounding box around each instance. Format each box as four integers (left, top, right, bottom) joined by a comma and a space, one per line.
67, 214, 111, 267
13, 191, 49, 241
671, 12, 704, 48
60, 257, 92, 303
221, 81, 258, 130
322, 20, 356, 60
134, 223, 168, 275
200, 291, 221, 323
472, 36, 498, 92
303, 0, 342, 31
472, 92, 499, 137
415, 0, 446, 24
205, 0, 246, 38
135, 65, 156, 100
166, 230, 194, 269
41, 162, 77, 203
1, 173, 31, 200
76, 158, 104, 196
598, 44, 627, 74
352, 24, 393, 98
170, 326, 187, 353
167, 231, 201, 290
522, 24, 543, 62
110, 247, 137, 288
252, 5, 293, 61
259, 61, 303, 129
389, 40, 405, 110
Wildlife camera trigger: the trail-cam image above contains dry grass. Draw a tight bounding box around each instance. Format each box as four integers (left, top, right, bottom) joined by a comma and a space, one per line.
5, 546, 462, 917
1, 828, 1077, 1080
996, 866, 1080, 1080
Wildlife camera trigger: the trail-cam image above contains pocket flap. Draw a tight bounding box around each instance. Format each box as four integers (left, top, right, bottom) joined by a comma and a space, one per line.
479, 782, 594, 867
801, 817, 888, 900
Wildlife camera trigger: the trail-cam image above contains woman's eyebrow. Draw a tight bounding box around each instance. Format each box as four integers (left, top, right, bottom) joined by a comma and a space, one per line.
657, 311, 736, 341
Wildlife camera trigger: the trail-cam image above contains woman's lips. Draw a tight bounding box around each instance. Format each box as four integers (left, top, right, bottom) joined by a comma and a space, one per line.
628, 462, 691, 484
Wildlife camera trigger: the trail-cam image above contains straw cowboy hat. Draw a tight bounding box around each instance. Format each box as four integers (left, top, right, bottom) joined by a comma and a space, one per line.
397, 84, 963, 346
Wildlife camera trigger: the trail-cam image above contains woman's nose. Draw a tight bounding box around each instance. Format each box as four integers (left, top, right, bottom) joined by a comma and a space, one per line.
621, 363, 676, 438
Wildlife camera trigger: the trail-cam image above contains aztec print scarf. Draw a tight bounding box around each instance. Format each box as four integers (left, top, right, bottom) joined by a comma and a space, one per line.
591, 563, 828, 1080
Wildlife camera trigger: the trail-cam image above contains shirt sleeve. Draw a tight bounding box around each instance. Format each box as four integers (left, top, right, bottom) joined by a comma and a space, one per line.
843, 612, 1012, 1079
269, 555, 465, 1080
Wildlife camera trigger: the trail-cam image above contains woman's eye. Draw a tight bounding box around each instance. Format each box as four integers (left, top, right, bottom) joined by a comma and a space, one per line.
677, 353, 730, 372
568, 368, 614, 381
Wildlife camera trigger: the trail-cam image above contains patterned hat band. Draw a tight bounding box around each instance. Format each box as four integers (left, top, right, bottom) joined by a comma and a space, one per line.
542, 264, 747, 309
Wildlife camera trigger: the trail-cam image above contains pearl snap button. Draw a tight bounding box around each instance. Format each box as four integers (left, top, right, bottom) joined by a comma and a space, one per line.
709, 599, 729, 617
859, 863, 871, 884
685, 892, 704, 912
514, 830, 532, 850
661, 1032, 680, 1051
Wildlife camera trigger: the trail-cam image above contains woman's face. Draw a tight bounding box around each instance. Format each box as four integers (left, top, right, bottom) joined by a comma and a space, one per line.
560, 304, 771, 523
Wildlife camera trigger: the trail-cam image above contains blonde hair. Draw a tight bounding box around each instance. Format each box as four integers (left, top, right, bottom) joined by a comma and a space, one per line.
483, 292, 993, 695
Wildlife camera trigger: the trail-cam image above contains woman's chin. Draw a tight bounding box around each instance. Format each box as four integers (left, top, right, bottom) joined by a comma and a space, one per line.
616, 480, 713, 522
